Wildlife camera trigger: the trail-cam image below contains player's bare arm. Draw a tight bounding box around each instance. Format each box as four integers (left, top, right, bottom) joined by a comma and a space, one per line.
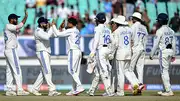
59, 20, 65, 31
21, 9, 28, 24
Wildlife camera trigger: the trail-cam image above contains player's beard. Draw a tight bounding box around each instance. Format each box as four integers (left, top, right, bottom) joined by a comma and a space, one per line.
43, 26, 48, 31
13, 21, 18, 25
42, 25, 48, 31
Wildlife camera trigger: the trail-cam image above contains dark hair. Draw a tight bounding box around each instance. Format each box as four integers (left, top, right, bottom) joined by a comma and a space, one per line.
158, 20, 168, 26
68, 17, 77, 26
132, 17, 141, 23
51, 7, 54, 10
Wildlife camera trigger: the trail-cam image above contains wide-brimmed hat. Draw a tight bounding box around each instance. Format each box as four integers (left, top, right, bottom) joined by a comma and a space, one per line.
111, 15, 128, 25
131, 12, 142, 20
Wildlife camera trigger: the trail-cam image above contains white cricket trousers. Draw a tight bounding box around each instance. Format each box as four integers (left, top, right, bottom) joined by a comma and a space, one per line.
68, 49, 82, 91
32, 51, 55, 91
117, 60, 131, 93
130, 50, 145, 84
159, 49, 173, 92
110, 57, 118, 92
89, 47, 113, 95
4, 48, 23, 91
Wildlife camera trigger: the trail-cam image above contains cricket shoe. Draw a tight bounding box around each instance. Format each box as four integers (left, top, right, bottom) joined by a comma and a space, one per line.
157, 90, 165, 95
29, 89, 42, 96
103, 93, 115, 97
133, 84, 139, 95
115, 91, 124, 96
86, 91, 94, 96
17, 90, 30, 96
138, 83, 144, 95
73, 87, 85, 95
48, 91, 61, 96
6, 91, 17, 96
66, 90, 75, 96
161, 91, 174, 96
102, 92, 108, 96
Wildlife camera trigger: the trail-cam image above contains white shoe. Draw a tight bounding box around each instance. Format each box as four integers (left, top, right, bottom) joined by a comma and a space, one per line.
116, 92, 124, 96
161, 91, 174, 96
66, 90, 74, 96
108, 93, 115, 97
73, 87, 85, 95
102, 92, 108, 96
17, 90, 30, 96
86, 90, 94, 96
6, 91, 16, 96
138, 84, 144, 95
48, 91, 61, 96
138, 84, 144, 91
103, 93, 114, 97
157, 91, 163, 95
29, 89, 42, 96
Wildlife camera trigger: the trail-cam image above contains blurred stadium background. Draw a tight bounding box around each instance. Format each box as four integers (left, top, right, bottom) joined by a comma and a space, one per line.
0, 0, 180, 92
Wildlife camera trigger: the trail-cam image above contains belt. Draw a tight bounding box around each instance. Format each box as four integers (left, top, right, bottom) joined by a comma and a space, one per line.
103, 45, 108, 47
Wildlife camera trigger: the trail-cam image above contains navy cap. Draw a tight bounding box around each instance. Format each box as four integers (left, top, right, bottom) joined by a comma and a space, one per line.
37, 17, 49, 24
44, 18, 49, 23
95, 12, 106, 23
156, 13, 169, 21
8, 14, 20, 21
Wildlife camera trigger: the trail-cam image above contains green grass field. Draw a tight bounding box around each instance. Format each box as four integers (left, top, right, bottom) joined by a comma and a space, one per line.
0, 91, 180, 101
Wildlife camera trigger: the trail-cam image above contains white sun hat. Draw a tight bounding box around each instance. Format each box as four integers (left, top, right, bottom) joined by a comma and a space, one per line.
111, 15, 127, 25
132, 12, 142, 20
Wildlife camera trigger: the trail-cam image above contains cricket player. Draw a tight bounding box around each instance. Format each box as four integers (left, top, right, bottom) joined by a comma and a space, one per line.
52, 17, 84, 96
30, 17, 61, 96
111, 15, 141, 96
130, 12, 148, 90
87, 12, 114, 97
150, 13, 175, 96
4, 10, 30, 96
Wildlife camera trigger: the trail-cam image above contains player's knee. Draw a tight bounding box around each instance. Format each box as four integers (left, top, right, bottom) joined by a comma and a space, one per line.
94, 76, 100, 82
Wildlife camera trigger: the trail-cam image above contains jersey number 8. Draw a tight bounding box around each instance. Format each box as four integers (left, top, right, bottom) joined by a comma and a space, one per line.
124, 36, 129, 45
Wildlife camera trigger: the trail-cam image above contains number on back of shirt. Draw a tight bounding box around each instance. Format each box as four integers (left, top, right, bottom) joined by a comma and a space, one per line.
124, 36, 129, 45
75, 35, 80, 45
103, 29, 111, 44
137, 32, 146, 39
165, 36, 173, 45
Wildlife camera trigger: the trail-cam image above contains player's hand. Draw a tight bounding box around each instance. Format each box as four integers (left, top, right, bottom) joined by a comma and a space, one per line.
24, 8, 28, 16
59, 20, 65, 31
60, 20, 65, 28
171, 57, 175, 62
51, 19, 56, 26
149, 56, 153, 60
